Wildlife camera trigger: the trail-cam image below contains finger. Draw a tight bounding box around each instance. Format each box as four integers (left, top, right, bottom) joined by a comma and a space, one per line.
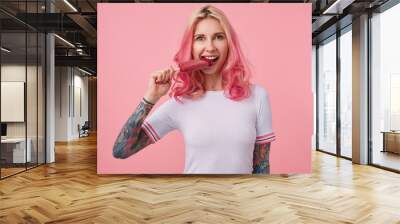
162, 70, 168, 83
167, 68, 174, 82
157, 71, 164, 83
164, 70, 170, 82
170, 66, 178, 79
167, 74, 172, 83
157, 71, 162, 82
169, 66, 175, 74
156, 72, 161, 83
171, 64, 179, 72
170, 66, 177, 77
156, 72, 163, 84
166, 69, 172, 81
152, 75, 158, 84
152, 71, 159, 80
169, 65, 175, 73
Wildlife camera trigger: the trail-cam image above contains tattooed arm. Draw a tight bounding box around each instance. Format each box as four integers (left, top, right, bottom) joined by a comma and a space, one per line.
112, 99, 154, 159
113, 66, 177, 159
252, 143, 271, 174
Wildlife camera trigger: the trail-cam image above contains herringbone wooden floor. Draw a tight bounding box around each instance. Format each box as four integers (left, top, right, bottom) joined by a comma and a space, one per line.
1, 134, 400, 224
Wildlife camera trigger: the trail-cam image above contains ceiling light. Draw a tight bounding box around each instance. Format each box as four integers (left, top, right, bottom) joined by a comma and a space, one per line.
78, 67, 93, 76
323, 0, 341, 14
63, 0, 78, 12
323, 0, 355, 15
54, 34, 75, 48
1, 47, 11, 53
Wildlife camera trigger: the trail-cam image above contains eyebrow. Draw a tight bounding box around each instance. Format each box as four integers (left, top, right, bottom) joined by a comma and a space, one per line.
193, 32, 226, 37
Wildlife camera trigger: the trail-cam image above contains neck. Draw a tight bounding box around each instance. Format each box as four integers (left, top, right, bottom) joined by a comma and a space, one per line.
203, 72, 223, 91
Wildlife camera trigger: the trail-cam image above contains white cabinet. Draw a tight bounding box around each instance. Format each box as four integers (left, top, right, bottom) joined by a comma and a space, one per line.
1, 138, 32, 163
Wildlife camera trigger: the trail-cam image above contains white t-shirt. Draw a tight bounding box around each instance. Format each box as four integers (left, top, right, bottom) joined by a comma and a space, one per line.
142, 84, 275, 174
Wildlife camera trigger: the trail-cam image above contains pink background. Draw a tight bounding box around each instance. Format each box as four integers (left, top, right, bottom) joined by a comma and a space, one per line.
97, 3, 312, 174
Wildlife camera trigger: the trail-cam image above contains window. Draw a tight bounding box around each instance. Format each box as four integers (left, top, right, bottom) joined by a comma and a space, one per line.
371, 2, 400, 171
340, 27, 352, 158
317, 36, 337, 154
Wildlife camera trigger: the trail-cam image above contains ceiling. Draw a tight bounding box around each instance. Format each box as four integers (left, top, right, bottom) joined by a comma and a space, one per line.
0, 0, 393, 75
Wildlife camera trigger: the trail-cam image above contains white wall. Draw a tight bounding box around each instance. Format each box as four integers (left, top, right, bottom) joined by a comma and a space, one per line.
55, 66, 69, 141
312, 45, 316, 150
70, 72, 89, 139
55, 67, 89, 141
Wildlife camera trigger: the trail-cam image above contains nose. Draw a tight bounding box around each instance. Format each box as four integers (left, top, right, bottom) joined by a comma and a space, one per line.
204, 39, 216, 52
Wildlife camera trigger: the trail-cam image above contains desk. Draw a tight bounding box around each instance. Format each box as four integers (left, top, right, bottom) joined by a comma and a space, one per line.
381, 131, 400, 154
1, 138, 32, 163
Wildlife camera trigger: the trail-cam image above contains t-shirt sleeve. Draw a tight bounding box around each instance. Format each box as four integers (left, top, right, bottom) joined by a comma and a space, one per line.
142, 99, 177, 143
255, 86, 276, 144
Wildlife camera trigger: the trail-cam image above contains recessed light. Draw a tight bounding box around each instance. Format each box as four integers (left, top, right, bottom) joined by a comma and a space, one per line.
54, 34, 75, 48
1, 47, 11, 53
78, 67, 93, 76
322, 0, 355, 15
63, 0, 78, 12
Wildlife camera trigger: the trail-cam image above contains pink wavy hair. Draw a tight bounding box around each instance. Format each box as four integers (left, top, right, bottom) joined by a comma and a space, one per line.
170, 5, 251, 102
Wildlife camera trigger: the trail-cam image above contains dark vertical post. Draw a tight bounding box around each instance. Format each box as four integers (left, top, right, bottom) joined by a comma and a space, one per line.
44, 0, 48, 164
316, 45, 320, 150
367, 10, 372, 165
0, 18, 2, 179
36, 0, 39, 167
25, 0, 28, 170
336, 28, 341, 157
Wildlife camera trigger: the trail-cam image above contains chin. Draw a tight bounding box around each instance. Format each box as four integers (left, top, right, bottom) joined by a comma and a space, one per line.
201, 67, 222, 75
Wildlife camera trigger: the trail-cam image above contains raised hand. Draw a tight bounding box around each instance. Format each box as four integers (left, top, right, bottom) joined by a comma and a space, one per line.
144, 66, 177, 104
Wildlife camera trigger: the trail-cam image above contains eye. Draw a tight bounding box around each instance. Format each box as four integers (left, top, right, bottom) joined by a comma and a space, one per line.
216, 34, 225, 40
195, 35, 205, 41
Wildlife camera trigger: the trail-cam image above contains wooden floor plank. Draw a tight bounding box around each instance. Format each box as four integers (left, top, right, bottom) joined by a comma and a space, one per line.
0, 133, 400, 223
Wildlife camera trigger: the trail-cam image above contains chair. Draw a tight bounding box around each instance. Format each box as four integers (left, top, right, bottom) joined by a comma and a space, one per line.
78, 121, 90, 138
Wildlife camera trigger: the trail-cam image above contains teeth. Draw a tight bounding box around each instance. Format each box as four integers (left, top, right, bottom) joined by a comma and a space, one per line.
203, 56, 218, 60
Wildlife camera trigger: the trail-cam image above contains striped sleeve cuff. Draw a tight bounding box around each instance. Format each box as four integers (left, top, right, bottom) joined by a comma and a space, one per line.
255, 132, 276, 144
142, 121, 160, 143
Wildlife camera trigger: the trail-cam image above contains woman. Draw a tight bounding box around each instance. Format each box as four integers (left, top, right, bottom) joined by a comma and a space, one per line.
113, 5, 275, 174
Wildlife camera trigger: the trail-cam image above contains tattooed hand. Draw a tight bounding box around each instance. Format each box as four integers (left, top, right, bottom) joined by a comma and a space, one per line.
144, 66, 177, 104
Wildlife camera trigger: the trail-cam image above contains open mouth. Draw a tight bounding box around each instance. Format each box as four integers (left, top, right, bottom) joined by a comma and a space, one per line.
201, 55, 219, 65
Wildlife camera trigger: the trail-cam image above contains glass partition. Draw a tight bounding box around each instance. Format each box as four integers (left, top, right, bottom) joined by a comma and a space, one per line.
27, 31, 38, 169
0, 1, 46, 179
339, 27, 352, 158
317, 35, 337, 155
1, 31, 28, 177
371, 3, 400, 171
38, 32, 45, 165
